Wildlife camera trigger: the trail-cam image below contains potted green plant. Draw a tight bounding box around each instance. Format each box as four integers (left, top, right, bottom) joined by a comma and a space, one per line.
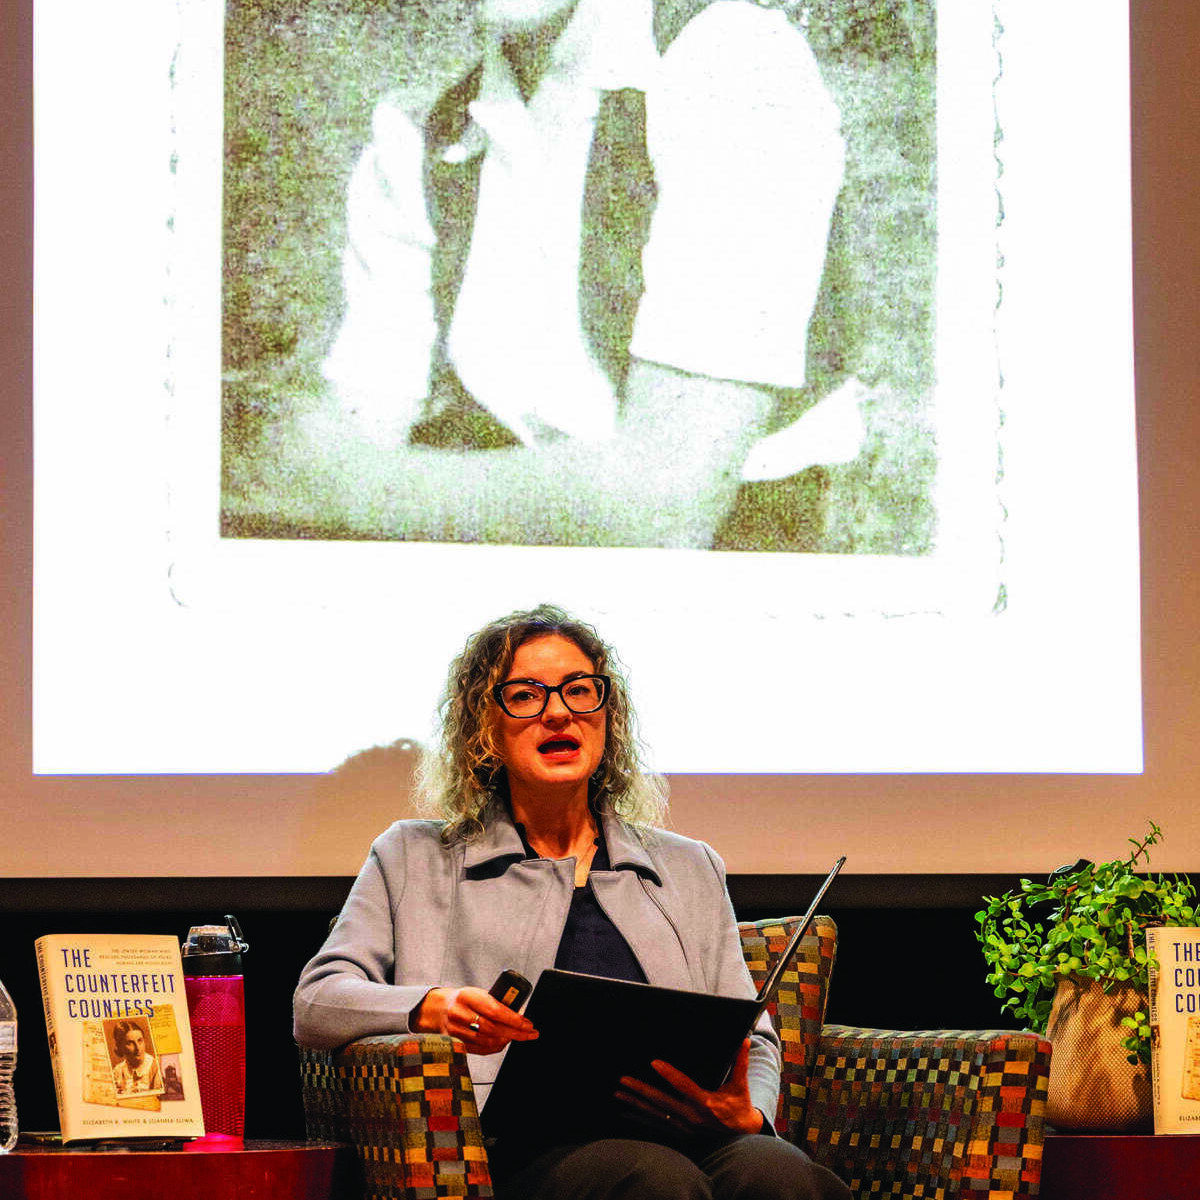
975, 821, 1196, 1131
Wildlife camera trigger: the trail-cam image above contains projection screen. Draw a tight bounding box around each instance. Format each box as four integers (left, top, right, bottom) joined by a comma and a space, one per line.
33, 0, 1140, 782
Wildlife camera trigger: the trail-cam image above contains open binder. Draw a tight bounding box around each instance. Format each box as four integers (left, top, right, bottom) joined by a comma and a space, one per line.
482, 856, 845, 1142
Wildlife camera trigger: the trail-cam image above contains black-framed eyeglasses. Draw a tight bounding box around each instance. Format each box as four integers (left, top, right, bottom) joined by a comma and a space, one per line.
492, 675, 611, 719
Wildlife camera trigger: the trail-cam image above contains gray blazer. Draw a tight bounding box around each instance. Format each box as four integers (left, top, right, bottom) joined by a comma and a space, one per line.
293, 807, 782, 1116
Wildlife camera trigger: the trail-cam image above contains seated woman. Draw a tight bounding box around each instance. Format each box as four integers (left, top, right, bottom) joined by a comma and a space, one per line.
293, 605, 849, 1198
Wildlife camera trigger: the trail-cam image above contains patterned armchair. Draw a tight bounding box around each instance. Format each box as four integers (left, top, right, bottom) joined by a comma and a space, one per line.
299, 915, 1051, 1199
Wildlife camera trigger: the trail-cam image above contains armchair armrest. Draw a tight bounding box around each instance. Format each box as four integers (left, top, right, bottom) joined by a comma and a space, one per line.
299, 1033, 494, 1199
804, 1025, 1051, 1200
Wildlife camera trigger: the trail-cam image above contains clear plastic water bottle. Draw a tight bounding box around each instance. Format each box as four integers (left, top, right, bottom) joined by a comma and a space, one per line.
0, 977, 16, 1153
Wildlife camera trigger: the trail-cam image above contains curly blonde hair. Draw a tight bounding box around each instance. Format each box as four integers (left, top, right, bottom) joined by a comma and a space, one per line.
417, 604, 667, 842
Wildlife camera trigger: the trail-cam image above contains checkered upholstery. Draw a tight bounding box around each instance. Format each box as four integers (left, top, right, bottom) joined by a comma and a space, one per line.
299, 916, 1051, 1199
739, 914, 838, 1138
805, 1026, 1051, 1199
299, 1034, 493, 1198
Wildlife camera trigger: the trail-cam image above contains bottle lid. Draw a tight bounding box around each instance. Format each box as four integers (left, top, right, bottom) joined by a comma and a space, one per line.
181, 915, 249, 976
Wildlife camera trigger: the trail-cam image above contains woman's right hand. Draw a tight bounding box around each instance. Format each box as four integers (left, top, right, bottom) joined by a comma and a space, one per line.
411, 986, 539, 1055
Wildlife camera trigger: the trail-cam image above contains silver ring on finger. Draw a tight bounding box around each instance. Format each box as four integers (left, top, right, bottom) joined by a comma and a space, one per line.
468, 1020, 481, 1033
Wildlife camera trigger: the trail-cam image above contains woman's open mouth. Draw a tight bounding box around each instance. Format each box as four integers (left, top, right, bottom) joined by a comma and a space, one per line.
537, 736, 580, 757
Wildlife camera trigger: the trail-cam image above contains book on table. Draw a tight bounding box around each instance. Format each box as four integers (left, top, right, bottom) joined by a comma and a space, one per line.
1148, 925, 1200, 1136
35, 933, 206, 1143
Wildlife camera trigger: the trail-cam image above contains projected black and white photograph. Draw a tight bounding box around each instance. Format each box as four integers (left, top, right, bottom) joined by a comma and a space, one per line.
220, 0, 937, 554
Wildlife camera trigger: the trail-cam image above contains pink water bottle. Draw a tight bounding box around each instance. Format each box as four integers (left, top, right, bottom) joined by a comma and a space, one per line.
182, 916, 248, 1144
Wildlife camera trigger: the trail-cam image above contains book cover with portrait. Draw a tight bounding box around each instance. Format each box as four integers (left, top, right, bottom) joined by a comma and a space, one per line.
1147, 926, 1200, 1135
35, 933, 205, 1142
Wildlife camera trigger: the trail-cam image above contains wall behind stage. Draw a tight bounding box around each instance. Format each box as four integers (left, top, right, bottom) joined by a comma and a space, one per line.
2, 3, 1199, 882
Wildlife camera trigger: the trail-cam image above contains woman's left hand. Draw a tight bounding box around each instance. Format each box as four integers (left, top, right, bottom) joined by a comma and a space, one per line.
614, 1037, 765, 1136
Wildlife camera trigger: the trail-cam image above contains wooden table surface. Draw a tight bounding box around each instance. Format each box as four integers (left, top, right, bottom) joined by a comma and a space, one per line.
1041, 1132, 1200, 1200
0, 1137, 358, 1200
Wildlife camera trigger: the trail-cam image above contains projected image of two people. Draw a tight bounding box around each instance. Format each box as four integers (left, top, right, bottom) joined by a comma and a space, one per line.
221, 0, 935, 554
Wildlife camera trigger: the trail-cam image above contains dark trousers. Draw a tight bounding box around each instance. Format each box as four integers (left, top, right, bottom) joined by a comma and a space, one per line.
491, 1132, 851, 1200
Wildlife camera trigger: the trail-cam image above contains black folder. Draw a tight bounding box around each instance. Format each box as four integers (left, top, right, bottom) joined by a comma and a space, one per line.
482, 856, 844, 1143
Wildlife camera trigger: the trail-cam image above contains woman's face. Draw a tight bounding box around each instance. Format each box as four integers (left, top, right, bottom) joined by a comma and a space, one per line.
119, 1027, 146, 1067
491, 633, 607, 799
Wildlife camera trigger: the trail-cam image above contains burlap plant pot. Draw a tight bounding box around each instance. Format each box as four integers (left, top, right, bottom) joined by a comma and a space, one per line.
1044, 974, 1152, 1132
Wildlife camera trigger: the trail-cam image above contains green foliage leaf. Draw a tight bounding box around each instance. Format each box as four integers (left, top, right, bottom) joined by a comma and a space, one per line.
974, 822, 1194, 1056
